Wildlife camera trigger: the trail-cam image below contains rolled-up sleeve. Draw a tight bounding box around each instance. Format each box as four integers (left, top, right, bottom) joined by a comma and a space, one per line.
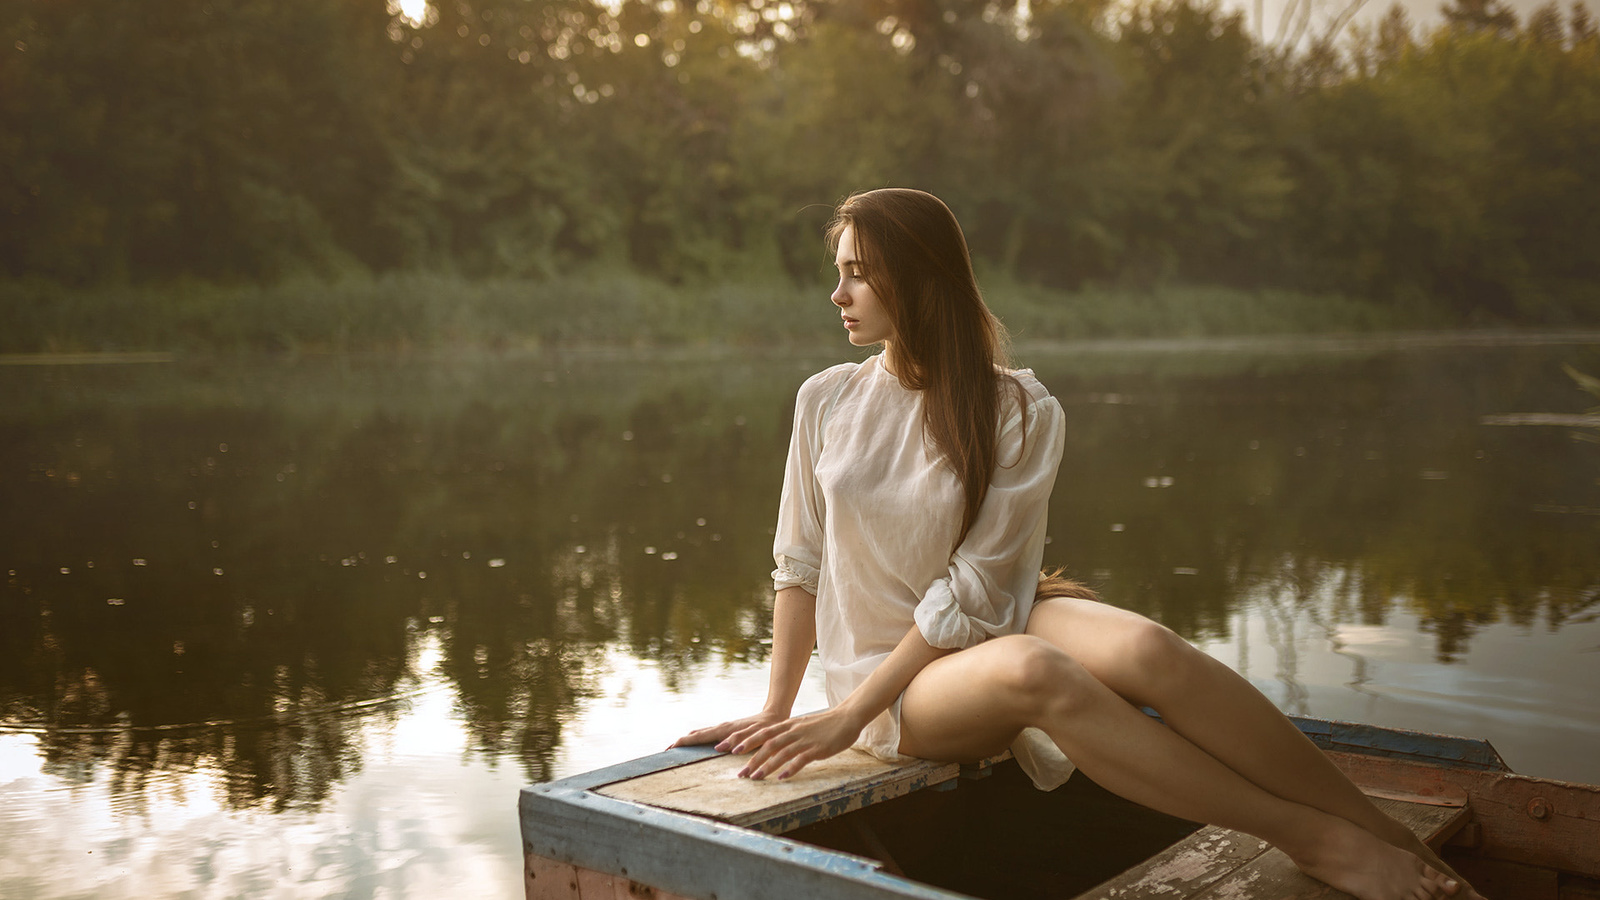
771, 374, 833, 595
914, 394, 1066, 649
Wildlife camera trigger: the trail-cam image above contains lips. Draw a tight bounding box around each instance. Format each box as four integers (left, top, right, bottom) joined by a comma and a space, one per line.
842, 315, 859, 328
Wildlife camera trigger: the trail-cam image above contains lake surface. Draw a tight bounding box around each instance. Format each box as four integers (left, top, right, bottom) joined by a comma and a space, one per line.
3, 336, 1599, 899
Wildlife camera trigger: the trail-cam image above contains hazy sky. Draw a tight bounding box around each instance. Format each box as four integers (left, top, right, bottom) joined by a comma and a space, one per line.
1223, 0, 1564, 45
393, 0, 1572, 47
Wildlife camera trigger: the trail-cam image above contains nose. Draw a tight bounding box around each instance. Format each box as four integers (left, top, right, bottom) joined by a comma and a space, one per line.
831, 279, 848, 307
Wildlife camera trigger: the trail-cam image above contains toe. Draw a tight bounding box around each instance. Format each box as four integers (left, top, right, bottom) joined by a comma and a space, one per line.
1429, 874, 1461, 900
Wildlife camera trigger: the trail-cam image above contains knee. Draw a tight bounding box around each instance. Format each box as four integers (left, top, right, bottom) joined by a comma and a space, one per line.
989, 636, 1095, 719
1111, 619, 1202, 705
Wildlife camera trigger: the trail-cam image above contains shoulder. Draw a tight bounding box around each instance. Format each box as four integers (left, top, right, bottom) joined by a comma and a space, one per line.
1004, 367, 1053, 407
792, 360, 864, 424
997, 367, 1063, 437
797, 361, 861, 404
998, 365, 1049, 409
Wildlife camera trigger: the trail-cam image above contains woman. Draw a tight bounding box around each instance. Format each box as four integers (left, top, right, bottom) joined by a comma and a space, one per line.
673, 189, 1476, 900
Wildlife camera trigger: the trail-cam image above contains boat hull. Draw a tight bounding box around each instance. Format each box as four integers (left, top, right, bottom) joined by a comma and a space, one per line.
519, 718, 1600, 900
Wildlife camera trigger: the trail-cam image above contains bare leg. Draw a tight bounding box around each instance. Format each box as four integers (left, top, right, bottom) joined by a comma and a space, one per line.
898, 634, 1460, 900
1023, 598, 1480, 897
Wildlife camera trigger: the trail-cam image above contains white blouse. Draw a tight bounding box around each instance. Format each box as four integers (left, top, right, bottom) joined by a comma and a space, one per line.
771, 353, 1076, 790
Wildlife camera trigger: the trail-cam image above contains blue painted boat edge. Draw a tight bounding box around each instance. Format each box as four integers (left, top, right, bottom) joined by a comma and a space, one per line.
1288, 715, 1511, 772
520, 777, 976, 900
540, 710, 830, 791
540, 744, 723, 792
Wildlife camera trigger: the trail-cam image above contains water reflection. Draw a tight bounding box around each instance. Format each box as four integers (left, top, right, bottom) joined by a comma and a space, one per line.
1, 343, 1597, 897
2, 355, 803, 795
1039, 346, 1600, 659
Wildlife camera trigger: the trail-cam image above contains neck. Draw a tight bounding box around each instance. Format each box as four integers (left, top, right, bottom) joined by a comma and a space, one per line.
879, 344, 897, 375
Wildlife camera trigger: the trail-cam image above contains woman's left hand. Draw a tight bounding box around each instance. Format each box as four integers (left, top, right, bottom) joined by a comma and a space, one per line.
733, 708, 865, 781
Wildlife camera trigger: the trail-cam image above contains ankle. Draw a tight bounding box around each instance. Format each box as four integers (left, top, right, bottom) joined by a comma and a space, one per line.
1270, 808, 1348, 867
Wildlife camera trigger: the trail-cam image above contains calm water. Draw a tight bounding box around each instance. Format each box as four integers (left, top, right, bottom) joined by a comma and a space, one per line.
2, 336, 1598, 899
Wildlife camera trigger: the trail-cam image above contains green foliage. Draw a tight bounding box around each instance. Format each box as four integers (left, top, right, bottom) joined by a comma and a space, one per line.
6, 271, 1421, 353
1287, 1, 1600, 319
2, 0, 1598, 343
0, 270, 839, 353
985, 278, 1440, 339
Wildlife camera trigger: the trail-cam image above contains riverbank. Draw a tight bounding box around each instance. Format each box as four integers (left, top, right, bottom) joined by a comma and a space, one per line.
1, 272, 1478, 356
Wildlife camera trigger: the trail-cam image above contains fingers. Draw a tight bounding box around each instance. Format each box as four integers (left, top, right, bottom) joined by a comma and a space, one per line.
717, 720, 774, 753
727, 716, 796, 753
674, 712, 794, 753
738, 720, 805, 777
738, 720, 839, 780
672, 717, 757, 750
669, 723, 730, 749
719, 723, 763, 752
668, 729, 708, 749
734, 723, 791, 765
774, 748, 821, 780
741, 731, 804, 780
709, 712, 853, 781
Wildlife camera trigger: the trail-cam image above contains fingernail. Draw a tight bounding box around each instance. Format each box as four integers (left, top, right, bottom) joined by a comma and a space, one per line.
737, 767, 749, 778
732, 744, 746, 754
714, 742, 728, 751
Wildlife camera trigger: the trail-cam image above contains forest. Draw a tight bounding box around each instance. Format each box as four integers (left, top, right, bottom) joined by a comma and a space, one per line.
3, 0, 1599, 349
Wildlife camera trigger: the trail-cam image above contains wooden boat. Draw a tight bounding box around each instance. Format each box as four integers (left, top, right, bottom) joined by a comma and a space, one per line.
520, 716, 1600, 899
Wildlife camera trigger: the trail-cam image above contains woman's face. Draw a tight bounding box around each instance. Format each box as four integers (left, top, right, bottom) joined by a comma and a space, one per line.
831, 225, 894, 348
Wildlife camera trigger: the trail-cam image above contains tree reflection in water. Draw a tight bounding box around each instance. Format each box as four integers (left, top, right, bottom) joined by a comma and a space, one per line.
1, 343, 1597, 823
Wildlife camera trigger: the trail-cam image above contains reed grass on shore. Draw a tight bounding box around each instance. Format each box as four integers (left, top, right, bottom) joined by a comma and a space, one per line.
1, 272, 1453, 355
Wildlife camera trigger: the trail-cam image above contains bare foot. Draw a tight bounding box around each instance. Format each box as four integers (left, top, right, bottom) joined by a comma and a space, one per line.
1366, 813, 1485, 900
1291, 815, 1460, 900
1396, 833, 1485, 900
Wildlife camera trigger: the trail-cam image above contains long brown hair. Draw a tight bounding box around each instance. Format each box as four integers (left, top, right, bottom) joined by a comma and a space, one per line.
826, 188, 1018, 548
826, 189, 1100, 603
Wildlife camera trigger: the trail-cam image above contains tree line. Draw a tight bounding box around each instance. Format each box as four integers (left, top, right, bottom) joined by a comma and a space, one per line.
3, 0, 1598, 325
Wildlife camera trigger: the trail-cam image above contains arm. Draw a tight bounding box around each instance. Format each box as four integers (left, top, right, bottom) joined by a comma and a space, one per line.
670, 586, 818, 749
914, 391, 1066, 650
736, 625, 952, 780
673, 371, 835, 749
761, 586, 820, 720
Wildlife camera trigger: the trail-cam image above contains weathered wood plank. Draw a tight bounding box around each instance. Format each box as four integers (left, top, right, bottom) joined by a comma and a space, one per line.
527, 855, 698, 900
1443, 856, 1561, 900
1454, 768, 1600, 879
1562, 874, 1600, 900
521, 781, 975, 900
1070, 824, 1273, 899
525, 855, 581, 900
1070, 796, 1467, 898
596, 749, 961, 833
1383, 795, 1473, 849
1330, 751, 1600, 878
